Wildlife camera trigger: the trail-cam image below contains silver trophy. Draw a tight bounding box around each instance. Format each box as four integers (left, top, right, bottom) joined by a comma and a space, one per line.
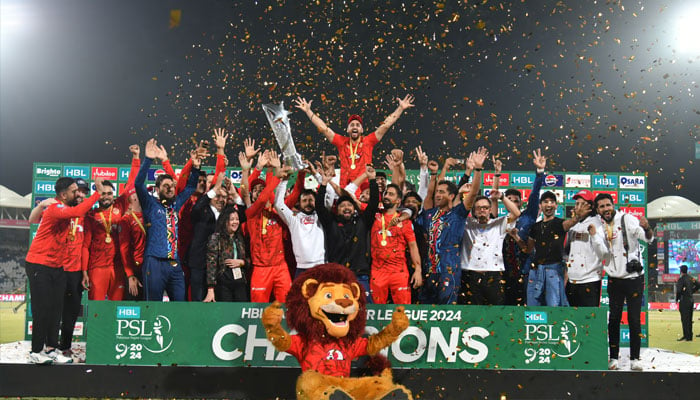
262, 101, 305, 171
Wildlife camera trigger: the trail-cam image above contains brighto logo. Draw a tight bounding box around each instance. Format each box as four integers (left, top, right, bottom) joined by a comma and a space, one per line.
116, 314, 174, 354
524, 318, 580, 358
36, 167, 61, 177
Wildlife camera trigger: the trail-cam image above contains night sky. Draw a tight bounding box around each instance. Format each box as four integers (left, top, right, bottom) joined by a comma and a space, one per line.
1, 0, 698, 201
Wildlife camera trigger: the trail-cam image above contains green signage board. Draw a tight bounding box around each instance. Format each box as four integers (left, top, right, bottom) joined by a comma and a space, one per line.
86, 301, 607, 370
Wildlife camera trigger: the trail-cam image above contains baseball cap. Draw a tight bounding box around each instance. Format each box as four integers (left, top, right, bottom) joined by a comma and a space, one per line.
572, 189, 594, 202
347, 114, 363, 126
540, 191, 557, 203
75, 178, 89, 191
250, 178, 266, 189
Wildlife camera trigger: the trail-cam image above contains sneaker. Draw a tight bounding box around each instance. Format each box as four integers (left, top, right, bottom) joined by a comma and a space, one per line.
607, 358, 618, 370
630, 359, 643, 371
44, 349, 73, 364
29, 351, 53, 365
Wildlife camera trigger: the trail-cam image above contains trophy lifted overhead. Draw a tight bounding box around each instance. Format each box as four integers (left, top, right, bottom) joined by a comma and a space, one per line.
262, 101, 305, 171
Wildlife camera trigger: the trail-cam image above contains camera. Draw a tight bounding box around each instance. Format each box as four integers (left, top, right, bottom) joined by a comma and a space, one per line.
626, 259, 643, 274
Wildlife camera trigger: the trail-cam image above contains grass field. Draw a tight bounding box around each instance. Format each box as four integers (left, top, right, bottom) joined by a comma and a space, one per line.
1, 302, 698, 355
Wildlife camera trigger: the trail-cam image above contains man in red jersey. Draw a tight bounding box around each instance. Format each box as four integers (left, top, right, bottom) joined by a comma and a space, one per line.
25, 176, 104, 364
239, 151, 291, 303
82, 146, 139, 300
293, 94, 415, 187
370, 183, 422, 304
119, 187, 146, 300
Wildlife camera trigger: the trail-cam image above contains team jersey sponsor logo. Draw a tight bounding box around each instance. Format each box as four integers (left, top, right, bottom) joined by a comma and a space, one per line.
618, 175, 645, 189
565, 174, 591, 188
92, 167, 118, 180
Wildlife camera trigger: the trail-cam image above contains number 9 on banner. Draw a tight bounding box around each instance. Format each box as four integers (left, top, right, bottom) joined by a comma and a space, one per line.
115, 343, 128, 359
524, 348, 536, 364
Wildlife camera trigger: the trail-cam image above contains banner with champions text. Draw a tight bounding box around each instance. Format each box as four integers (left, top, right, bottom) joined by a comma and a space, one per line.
86, 301, 607, 370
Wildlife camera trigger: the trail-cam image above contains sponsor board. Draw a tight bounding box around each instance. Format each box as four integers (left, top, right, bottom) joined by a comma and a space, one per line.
620, 207, 645, 218
649, 302, 700, 310
483, 173, 510, 187
510, 173, 535, 187
565, 189, 582, 204
34, 164, 62, 179
0, 294, 26, 302
92, 167, 118, 181
565, 174, 591, 188
87, 302, 607, 370
593, 191, 618, 203
543, 174, 564, 187
592, 174, 618, 189
118, 167, 131, 181
618, 191, 645, 205
63, 165, 90, 179
483, 188, 507, 198
34, 181, 56, 195
147, 168, 166, 181
618, 175, 645, 189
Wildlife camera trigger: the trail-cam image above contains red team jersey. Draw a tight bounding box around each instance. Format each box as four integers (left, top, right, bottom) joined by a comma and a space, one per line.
245, 175, 287, 267
26, 192, 100, 268
332, 133, 379, 187
63, 217, 85, 272
370, 212, 416, 274
118, 210, 146, 278
286, 335, 369, 377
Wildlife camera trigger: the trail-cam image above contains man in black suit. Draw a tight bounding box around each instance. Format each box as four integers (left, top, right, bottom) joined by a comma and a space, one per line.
188, 174, 228, 301
676, 264, 699, 341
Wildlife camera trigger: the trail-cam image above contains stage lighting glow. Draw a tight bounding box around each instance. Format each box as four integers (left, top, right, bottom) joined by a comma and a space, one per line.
676, 6, 700, 53
0, 1, 30, 34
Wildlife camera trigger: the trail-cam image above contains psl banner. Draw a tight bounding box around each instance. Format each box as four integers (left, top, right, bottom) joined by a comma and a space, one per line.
86, 301, 607, 370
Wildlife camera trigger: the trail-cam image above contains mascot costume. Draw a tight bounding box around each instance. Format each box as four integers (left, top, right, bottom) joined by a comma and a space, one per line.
262, 263, 413, 400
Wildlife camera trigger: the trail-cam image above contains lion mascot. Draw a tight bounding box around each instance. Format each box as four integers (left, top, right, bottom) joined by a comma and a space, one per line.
262, 263, 413, 400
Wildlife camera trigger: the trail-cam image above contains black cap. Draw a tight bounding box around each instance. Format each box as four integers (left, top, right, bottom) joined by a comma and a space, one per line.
540, 191, 557, 203
75, 178, 89, 191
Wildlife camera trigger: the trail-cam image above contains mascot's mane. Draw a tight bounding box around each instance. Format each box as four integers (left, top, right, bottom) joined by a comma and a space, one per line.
286, 263, 368, 346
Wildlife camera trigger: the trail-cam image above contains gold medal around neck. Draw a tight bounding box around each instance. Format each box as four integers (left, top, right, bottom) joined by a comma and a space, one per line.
351, 164, 357, 170
262, 228, 267, 235
105, 235, 112, 244
381, 240, 387, 246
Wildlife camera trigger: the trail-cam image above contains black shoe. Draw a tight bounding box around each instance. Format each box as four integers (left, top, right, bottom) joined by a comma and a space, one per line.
697, 334, 700, 338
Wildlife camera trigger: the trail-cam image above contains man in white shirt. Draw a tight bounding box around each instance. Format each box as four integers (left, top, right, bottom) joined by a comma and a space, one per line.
459, 191, 521, 305
564, 190, 603, 307
274, 167, 325, 277
590, 193, 653, 371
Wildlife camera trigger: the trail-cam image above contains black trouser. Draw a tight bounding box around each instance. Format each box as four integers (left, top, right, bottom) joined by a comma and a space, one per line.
214, 271, 249, 302
25, 262, 66, 354
566, 280, 602, 307
459, 271, 505, 305
679, 299, 694, 340
59, 270, 83, 351
504, 273, 526, 306
608, 276, 643, 360
189, 268, 207, 302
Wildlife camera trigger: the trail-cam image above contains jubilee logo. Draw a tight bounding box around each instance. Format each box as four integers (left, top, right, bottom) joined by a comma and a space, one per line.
92, 167, 118, 181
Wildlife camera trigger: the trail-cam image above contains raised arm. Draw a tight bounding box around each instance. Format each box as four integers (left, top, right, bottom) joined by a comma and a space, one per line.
489, 156, 503, 217
374, 94, 415, 141
385, 149, 405, 189
415, 146, 429, 201
422, 160, 439, 210
462, 147, 488, 210
294, 97, 337, 143
238, 152, 252, 208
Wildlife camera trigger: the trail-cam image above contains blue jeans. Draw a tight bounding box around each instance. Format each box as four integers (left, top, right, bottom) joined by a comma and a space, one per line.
356, 274, 373, 304
143, 256, 186, 301
419, 267, 461, 305
527, 262, 569, 306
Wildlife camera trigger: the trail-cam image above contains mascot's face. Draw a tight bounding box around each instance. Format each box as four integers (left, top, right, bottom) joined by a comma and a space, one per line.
302, 279, 362, 338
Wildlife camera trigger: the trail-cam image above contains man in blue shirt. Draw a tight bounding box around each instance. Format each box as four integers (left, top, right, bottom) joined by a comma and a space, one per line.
415, 147, 487, 304
135, 139, 200, 301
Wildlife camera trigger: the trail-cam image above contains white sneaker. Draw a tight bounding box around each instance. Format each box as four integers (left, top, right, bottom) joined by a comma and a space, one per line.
608, 358, 618, 370
29, 351, 53, 365
44, 349, 73, 364
630, 359, 643, 371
